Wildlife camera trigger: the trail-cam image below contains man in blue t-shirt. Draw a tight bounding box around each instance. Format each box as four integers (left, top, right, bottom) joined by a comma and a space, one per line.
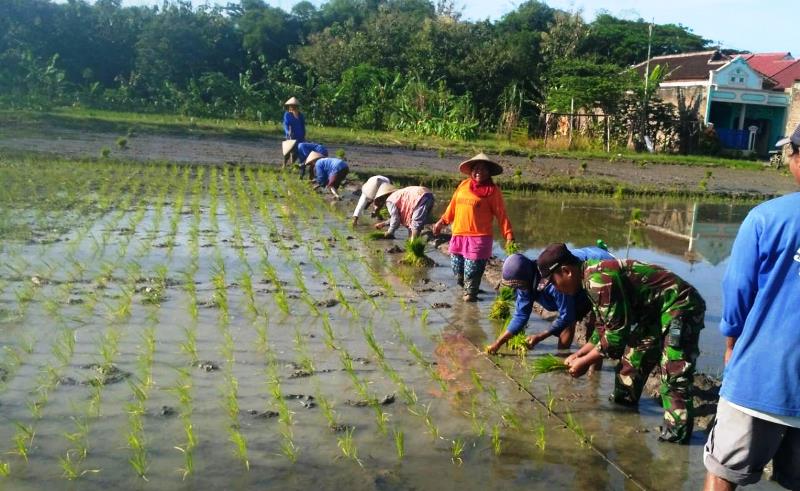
486, 246, 613, 355
703, 147, 800, 490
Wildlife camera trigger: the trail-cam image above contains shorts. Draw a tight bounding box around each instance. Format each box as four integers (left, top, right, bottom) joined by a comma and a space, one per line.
704, 398, 800, 489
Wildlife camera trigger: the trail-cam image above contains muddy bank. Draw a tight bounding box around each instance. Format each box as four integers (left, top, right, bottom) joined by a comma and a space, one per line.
0, 123, 793, 198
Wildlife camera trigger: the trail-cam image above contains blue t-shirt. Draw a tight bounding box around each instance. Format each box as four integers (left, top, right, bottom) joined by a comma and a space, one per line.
283, 111, 305, 141
720, 193, 800, 417
297, 142, 328, 163
314, 158, 348, 187
506, 246, 613, 336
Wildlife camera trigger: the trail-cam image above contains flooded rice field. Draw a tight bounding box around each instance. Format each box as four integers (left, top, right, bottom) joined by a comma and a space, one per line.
0, 158, 780, 490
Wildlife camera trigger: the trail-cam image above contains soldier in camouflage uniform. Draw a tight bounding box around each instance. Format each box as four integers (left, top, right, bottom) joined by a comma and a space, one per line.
536, 243, 705, 444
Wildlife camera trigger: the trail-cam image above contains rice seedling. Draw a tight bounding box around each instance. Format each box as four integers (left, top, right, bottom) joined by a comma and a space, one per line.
506, 333, 529, 355
0, 461, 9, 476
11, 423, 35, 462
451, 438, 465, 465
505, 241, 521, 255
366, 231, 388, 240
336, 427, 362, 467
400, 237, 434, 267
564, 410, 593, 448
530, 354, 568, 377
535, 418, 546, 451
546, 385, 556, 414
393, 428, 405, 459
229, 429, 250, 470
491, 424, 502, 456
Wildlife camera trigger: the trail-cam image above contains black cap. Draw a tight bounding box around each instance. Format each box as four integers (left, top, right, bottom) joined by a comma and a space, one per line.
536, 243, 580, 279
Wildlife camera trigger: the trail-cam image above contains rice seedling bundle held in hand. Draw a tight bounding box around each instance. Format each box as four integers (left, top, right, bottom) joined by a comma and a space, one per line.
531, 354, 568, 377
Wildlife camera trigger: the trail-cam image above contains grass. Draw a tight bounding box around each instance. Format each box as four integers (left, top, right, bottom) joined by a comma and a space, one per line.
531, 354, 568, 377
1, 108, 769, 171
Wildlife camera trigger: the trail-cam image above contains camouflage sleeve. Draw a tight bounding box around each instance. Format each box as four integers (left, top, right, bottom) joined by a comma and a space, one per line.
585, 267, 630, 359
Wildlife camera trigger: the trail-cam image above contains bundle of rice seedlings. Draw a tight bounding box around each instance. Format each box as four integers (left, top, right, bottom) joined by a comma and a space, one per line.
530, 354, 568, 377
505, 241, 521, 255
488, 286, 515, 320
400, 237, 434, 267
506, 333, 529, 354
366, 231, 388, 240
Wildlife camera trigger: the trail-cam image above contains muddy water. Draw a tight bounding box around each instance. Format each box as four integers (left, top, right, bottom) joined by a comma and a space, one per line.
0, 158, 781, 490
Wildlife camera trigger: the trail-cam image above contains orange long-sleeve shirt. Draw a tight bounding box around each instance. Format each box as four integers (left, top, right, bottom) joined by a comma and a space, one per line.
439, 179, 513, 240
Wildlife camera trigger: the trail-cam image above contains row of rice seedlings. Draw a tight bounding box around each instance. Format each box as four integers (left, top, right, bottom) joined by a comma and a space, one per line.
0, 195, 133, 475
125, 319, 158, 480
56, 198, 159, 479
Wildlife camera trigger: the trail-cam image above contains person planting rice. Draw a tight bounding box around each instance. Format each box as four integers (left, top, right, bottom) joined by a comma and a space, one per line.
433, 153, 514, 302
306, 151, 349, 199
296, 142, 328, 178
485, 246, 613, 355
352, 175, 391, 226
372, 183, 434, 240
536, 243, 705, 444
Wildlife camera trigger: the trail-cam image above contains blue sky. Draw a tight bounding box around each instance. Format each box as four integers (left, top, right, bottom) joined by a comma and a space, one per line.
122, 0, 797, 55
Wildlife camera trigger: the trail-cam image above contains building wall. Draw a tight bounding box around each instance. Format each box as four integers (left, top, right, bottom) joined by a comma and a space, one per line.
786, 81, 800, 136
657, 85, 708, 122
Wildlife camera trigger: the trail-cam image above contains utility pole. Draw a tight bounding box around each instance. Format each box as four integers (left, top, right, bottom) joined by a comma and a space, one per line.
641, 20, 654, 150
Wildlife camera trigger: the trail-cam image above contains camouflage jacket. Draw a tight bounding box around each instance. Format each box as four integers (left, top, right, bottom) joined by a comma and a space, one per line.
583, 259, 703, 359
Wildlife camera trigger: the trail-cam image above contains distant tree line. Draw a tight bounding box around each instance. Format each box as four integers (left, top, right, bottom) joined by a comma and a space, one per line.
0, 0, 710, 140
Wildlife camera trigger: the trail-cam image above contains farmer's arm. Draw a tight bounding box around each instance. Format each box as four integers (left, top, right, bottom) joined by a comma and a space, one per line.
433, 191, 457, 234
491, 191, 514, 242
313, 162, 326, 188
487, 289, 533, 354
548, 290, 576, 337
283, 112, 292, 139
384, 200, 401, 237
720, 211, 761, 364
586, 268, 629, 360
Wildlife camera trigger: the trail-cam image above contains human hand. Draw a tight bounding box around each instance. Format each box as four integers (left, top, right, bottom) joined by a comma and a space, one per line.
432, 220, 444, 236
485, 344, 499, 355
374, 222, 386, 230
564, 352, 578, 366
351, 216, 359, 227
567, 357, 592, 378
524, 335, 538, 350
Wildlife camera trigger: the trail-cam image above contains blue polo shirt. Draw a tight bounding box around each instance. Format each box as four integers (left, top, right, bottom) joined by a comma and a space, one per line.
297, 142, 328, 163
720, 192, 800, 417
283, 111, 305, 141
506, 246, 613, 336
314, 158, 348, 187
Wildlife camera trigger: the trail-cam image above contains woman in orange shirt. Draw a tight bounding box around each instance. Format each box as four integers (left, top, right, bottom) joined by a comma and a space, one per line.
433, 153, 514, 302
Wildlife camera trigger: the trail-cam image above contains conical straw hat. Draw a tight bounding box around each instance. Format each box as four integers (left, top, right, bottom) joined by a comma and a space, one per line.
374, 183, 398, 200
282, 139, 297, 156
284, 96, 300, 106
305, 151, 326, 166
362, 176, 391, 200
458, 153, 503, 176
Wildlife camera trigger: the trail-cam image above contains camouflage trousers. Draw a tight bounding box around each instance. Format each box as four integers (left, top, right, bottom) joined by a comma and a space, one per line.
450, 255, 487, 297
611, 304, 705, 444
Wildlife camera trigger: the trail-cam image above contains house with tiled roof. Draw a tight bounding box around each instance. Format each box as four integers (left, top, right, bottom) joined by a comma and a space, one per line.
634, 50, 800, 156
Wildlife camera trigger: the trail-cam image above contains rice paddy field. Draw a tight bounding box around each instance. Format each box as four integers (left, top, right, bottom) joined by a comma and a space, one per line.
0, 157, 781, 490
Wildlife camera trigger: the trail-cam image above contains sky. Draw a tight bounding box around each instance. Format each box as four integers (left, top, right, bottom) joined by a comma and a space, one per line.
121, 0, 798, 55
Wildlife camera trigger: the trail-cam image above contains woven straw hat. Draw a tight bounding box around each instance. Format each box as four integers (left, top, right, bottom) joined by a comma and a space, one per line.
458, 153, 503, 176
305, 151, 326, 166
282, 139, 297, 156
374, 183, 398, 200
362, 176, 390, 200
284, 96, 300, 107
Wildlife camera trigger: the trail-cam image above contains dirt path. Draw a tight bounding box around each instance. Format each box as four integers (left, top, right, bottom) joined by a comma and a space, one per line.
0, 124, 794, 197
